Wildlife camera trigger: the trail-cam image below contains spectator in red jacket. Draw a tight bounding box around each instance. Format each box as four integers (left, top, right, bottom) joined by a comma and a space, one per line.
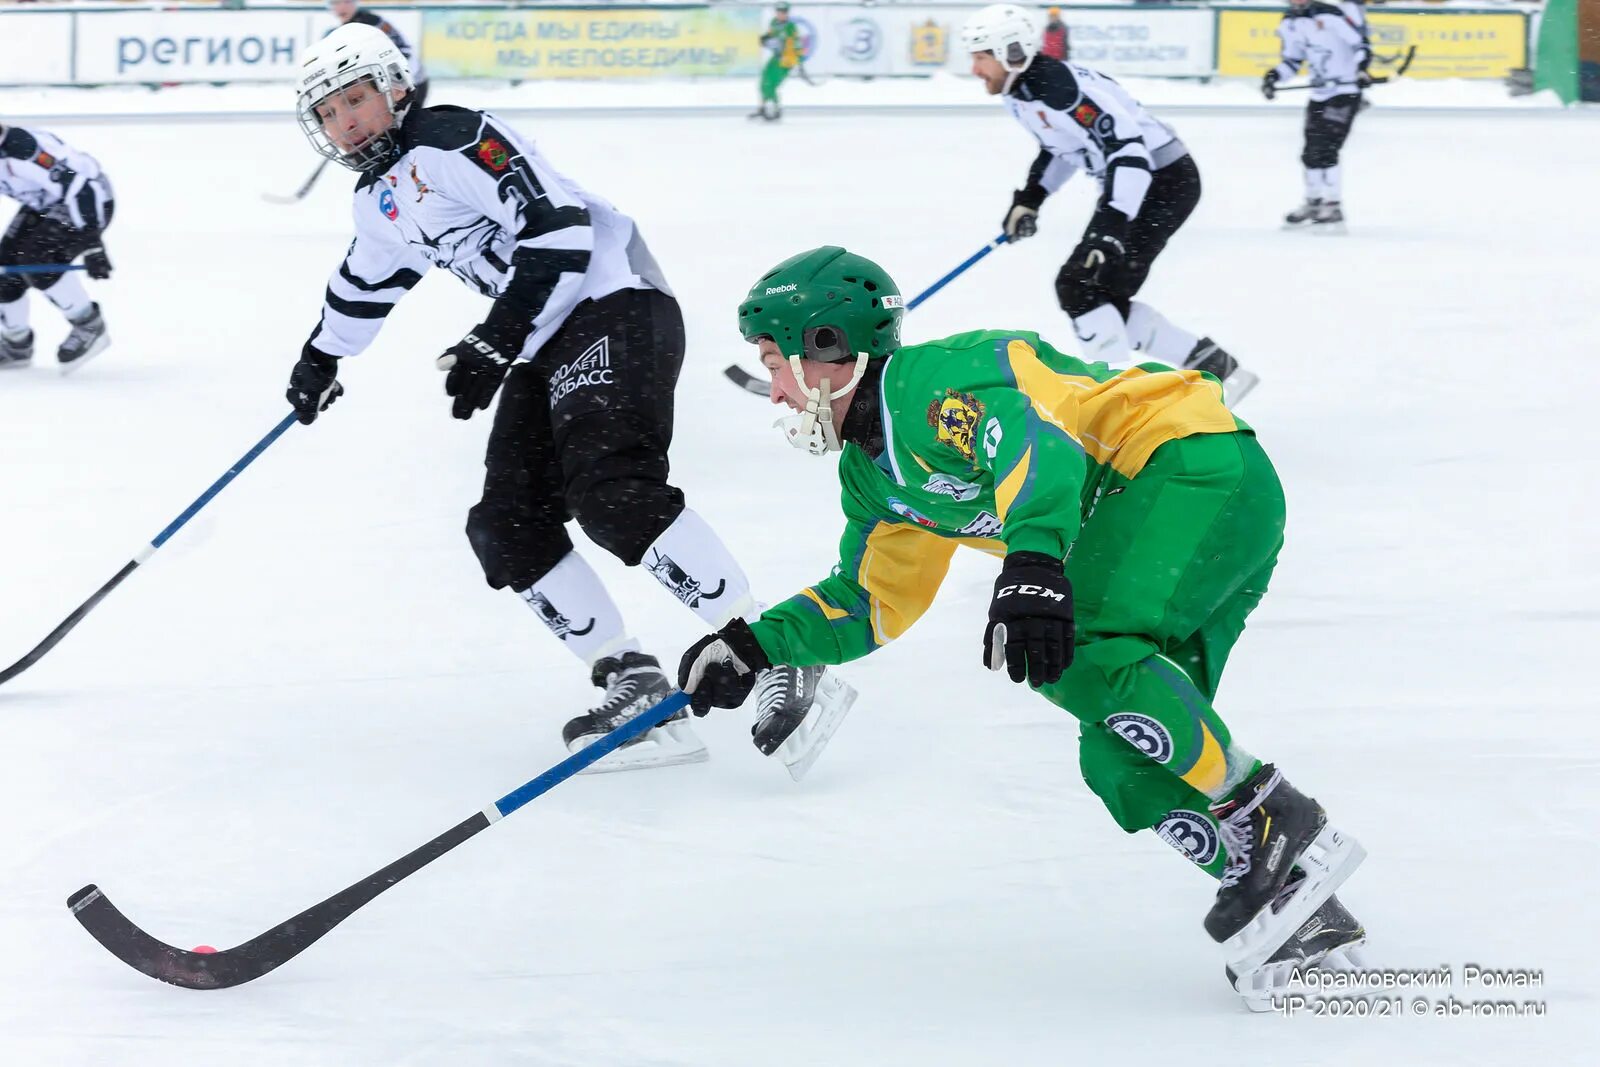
1041, 7, 1069, 61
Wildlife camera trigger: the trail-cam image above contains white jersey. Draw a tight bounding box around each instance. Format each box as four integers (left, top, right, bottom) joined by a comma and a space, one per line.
0, 124, 114, 230
309, 105, 669, 365
1004, 58, 1186, 220
1272, 2, 1372, 103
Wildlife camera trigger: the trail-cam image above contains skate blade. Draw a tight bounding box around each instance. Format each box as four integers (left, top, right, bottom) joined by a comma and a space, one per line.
576, 719, 709, 775
59, 333, 110, 377
1233, 938, 1370, 1012
1310, 222, 1348, 237
1222, 826, 1367, 977
0, 358, 32, 371
776, 673, 857, 782
1222, 368, 1260, 407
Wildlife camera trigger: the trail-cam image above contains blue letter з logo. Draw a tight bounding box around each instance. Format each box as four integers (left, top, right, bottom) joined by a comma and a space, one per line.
840, 17, 882, 61
378, 187, 398, 221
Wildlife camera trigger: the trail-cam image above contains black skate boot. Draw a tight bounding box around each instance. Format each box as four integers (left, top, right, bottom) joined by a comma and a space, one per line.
563, 651, 707, 773
1205, 765, 1328, 942
1206, 764, 1366, 976
57, 302, 109, 373
1184, 338, 1259, 406
1283, 199, 1322, 229
1226, 877, 1369, 1011
0, 328, 33, 369
750, 664, 857, 781
1310, 201, 1347, 235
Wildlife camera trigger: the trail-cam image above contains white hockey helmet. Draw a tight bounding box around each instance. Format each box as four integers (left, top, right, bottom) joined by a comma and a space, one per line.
960, 4, 1042, 73
295, 21, 414, 172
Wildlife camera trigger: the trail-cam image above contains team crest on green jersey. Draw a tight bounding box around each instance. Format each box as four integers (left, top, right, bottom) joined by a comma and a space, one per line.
927, 390, 984, 461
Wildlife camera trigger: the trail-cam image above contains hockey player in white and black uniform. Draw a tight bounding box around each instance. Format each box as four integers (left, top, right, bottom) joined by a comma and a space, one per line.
960, 5, 1257, 405
1262, 0, 1371, 232
0, 123, 113, 371
286, 23, 853, 773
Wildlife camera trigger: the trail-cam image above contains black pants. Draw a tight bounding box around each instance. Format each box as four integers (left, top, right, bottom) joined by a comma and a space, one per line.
1303, 94, 1360, 170
466, 286, 688, 592
1056, 154, 1200, 320
0, 203, 115, 300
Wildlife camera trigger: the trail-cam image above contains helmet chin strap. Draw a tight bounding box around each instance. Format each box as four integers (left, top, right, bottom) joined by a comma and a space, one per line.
775, 352, 869, 455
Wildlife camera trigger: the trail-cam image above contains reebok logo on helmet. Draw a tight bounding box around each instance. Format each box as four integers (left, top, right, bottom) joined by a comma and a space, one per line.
765, 283, 799, 295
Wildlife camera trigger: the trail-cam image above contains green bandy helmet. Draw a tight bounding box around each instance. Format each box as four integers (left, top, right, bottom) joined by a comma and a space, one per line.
738, 247, 904, 455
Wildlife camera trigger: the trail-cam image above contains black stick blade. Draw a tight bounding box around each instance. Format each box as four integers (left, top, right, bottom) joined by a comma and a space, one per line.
68, 885, 258, 989
68, 811, 489, 989
723, 364, 768, 397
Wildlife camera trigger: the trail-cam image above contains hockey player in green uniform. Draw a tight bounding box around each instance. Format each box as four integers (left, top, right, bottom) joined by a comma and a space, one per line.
677, 247, 1369, 1006
752, 3, 802, 122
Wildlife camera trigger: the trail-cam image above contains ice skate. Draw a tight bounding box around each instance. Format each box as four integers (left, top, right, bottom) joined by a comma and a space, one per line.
0, 328, 33, 369
1309, 201, 1347, 236
1282, 199, 1322, 230
57, 302, 109, 374
564, 651, 708, 773
1185, 338, 1259, 407
1227, 880, 1369, 1012
751, 664, 857, 781
1205, 764, 1366, 976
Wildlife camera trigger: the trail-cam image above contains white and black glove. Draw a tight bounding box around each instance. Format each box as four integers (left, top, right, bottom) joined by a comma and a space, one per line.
1066, 209, 1129, 292
1003, 185, 1046, 241
678, 618, 772, 715
286, 344, 342, 424
984, 551, 1075, 686
437, 326, 514, 420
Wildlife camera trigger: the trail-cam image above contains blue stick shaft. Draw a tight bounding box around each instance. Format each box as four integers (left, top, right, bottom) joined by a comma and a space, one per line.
494, 691, 692, 817
905, 234, 1008, 311
150, 413, 298, 549
0, 412, 300, 687
0, 263, 88, 275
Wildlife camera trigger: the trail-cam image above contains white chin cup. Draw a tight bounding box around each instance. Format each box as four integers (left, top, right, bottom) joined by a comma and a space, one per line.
774, 352, 869, 455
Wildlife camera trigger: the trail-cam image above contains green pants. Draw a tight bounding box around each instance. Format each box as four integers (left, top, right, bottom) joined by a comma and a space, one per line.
760, 58, 792, 103
1039, 431, 1285, 878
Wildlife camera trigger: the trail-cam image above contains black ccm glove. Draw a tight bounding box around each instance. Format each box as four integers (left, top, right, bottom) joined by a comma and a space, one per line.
81, 241, 112, 280
984, 551, 1075, 686
1261, 69, 1280, 101
437, 326, 514, 420
286, 344, 343, 424
677, 618, 772, 715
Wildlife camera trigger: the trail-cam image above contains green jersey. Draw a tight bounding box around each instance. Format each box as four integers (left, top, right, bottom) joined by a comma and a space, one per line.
762, 19, 801, 68
750, 330, 1247, 666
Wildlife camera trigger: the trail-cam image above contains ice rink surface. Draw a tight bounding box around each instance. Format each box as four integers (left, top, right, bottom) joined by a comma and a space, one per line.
2, 87, 1598, 1064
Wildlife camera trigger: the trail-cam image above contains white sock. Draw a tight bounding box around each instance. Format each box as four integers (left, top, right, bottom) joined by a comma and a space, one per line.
0, 297, 28, 335
1321, 164, 1343, 203
1303, 167, 1323, 203
1071, 303, 1132, 365
521, 551, 636, 668
1125, 301, 1202, 366
41, 273, 91, 320
640, 507, 757, 629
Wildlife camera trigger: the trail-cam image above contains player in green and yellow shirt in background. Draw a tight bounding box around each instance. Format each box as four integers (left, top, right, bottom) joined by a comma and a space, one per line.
677, 246, 1370, 1006
753, 3, 802, 122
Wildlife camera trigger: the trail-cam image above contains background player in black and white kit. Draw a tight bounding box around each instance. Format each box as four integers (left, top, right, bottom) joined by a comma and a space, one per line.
0, 123, 113, 371
329, 0, 429, 108
1262, 0, 1371, 232
960, 5, 1257, 405
286, 24, 848, 772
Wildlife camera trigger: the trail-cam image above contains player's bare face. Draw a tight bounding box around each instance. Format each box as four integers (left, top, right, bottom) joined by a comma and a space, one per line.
330, 0, 358, 24
970, 52, 1008, 95
758, 339, 809, 411
315, 83, 394, 155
